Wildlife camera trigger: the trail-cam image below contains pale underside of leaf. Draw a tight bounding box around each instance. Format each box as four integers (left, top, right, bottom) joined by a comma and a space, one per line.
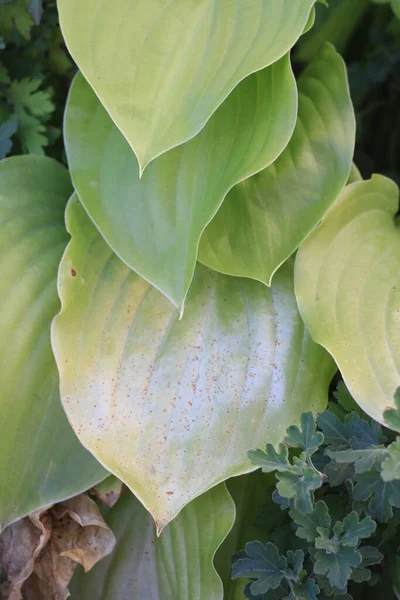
198, 43, 355, 286
51, 195, 335, 531
64, 55, 297, 312
295, 176, 400, 423
0, 157, 107, 532
70, 484, 234, 600
58, 0, 316, 172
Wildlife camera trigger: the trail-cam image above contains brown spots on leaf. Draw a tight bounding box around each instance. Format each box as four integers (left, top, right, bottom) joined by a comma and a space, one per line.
71, 268, 77, 277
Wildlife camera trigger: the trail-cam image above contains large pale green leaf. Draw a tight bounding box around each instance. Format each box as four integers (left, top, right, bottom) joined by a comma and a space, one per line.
58, 0, 315, 172
52, 195, 335, 531
70, 484, 234, 599
0, 156, 107, 531
64, 57, 297, 313
295, 176, 400, 423
198, 44, 355, 285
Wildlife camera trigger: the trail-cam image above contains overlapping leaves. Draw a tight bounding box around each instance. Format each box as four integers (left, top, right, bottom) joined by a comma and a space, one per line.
70, 484, 234, 600
198, 43, 355, 286
51, 195, 334, 530
58, 0, 316, 171
64, 55, 296, 311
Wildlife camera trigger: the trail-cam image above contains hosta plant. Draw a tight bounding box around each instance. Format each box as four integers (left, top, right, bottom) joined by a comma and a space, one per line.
0, 1, 399, 599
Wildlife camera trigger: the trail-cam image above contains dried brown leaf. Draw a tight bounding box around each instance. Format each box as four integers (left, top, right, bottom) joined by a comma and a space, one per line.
0, 494, 115, 600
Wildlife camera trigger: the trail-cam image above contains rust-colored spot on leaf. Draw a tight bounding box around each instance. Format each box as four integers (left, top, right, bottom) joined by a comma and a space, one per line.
71, 268, 77, 277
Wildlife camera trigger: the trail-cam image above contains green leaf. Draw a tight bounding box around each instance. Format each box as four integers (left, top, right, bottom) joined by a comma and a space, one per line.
276, 468, 322, 514
324, 459, 354, 486
340, 512, 376, 546
383, 388, 400, 433
315, 527, 338, 552
0, 117, 17, 159
0, 156, 106, 530
285, 549, 304, 580
295, 176, 400, 424
292, 579, 320, 600
70, 484, 234, 599
333, 381, 363, 415
232, 542, 286, 595
314, 546, 362, 591
64, 57, 297, 312
284, 412, 324, 457
391, 0, 400, 18
296, 0, 369, 63
382, 440, 400, 482
215, 471, 276, 600
354, 470, 400, 522
198, 43, 355, 287
327, 448, 388, 474
249, 444, 291, 473
8, 78, 55, 154
317, 411, 357, 450
358, 545, 383, 567
58, 0, 315, 172
0, 0, 33, 40
351, 418, 385, 449
290, 500, 331, 542
9, 78, 54, 119
51, 196, 335, 531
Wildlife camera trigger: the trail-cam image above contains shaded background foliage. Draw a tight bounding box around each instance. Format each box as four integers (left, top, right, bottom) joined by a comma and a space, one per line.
1, 0, 399, 184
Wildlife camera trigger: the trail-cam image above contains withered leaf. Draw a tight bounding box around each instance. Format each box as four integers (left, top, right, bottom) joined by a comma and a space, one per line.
0, 494, 115, 600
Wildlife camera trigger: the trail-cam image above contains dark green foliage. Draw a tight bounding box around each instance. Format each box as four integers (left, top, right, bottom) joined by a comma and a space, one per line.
0, 0, 74, 160
233, 386, 400, 599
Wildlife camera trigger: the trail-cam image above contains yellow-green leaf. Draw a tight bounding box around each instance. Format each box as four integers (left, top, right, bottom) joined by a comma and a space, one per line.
0, 156, 107, 531
51, 195, 335, 531
64, 56, 297, 312
58, 0, 315, 172
295, 176, 400, 423
198, 44, 355, 286
70, 485, 234, 599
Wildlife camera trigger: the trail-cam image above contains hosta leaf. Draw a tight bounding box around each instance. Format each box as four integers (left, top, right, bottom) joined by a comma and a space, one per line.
58, 0, 315, 172
0, 157, 106, 530
64, 57, 296, 312
51, 195, 335, 531
70, 485, 234, 600
198, 44, 355, 286
295, 176, 400, 423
